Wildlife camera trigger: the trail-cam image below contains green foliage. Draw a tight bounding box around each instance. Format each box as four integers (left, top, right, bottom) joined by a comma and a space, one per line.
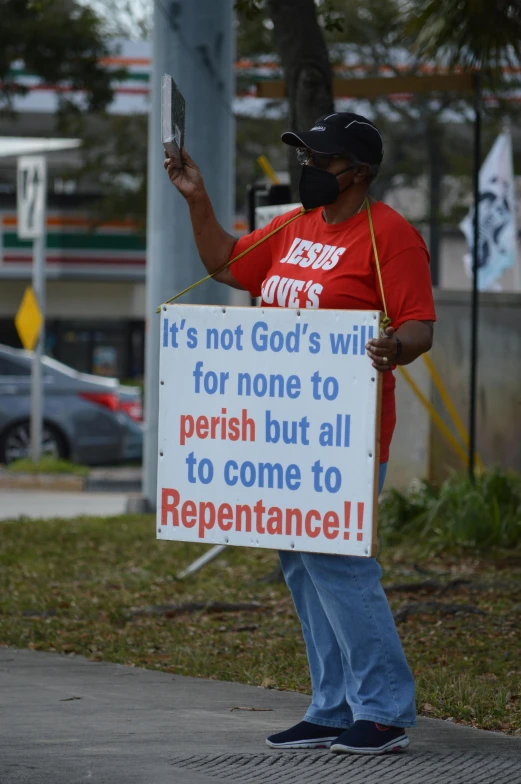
235, 0, 345, 56
380, 470, 521, 553
62, 111, 148, 229
315, 0, 345, 32
0, 0, 121, 114
406, 0, 521, 76
326, 0, 408, 49
6, 457, 89, 477
235, 0, 264, 20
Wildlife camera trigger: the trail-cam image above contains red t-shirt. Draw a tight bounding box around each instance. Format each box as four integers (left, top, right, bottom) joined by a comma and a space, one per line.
230, 202, 436, 463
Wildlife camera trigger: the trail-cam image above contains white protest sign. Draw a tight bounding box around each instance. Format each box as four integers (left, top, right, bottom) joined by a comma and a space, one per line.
17, 156, 47, 239
157, 305, 382, 557
255, 203, 300, 230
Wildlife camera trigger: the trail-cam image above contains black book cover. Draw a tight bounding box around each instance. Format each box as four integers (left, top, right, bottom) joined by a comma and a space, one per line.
161, 74, 185, 168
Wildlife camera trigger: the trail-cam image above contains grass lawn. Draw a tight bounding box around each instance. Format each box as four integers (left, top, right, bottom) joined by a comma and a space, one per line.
1, 513, 520, 734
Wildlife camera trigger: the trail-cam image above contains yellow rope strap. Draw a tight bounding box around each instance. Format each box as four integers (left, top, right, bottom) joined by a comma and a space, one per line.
365, 199, 483, 467
398, 365, 472, 468
155, 207, 311, 313
365, 197, 392, 333
421, 354, 484, 469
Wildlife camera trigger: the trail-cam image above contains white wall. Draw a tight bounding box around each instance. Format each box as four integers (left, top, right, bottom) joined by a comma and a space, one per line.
386, 358, 431, 489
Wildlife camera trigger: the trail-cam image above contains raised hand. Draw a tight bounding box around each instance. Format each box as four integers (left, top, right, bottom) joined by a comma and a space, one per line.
163, 147, 204, 201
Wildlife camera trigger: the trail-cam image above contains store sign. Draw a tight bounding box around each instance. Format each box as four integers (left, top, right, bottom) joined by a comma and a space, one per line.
17, 156, 47, 240
255, 203, 300, 230
157, 305, 382, 557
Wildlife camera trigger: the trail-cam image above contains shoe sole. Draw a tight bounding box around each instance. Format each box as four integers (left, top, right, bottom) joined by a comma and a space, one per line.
266, 737, 338, 750
330, 735, 410, 755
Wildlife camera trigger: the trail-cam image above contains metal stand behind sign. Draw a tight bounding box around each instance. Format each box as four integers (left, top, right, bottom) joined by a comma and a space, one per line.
17, 155, 47, 463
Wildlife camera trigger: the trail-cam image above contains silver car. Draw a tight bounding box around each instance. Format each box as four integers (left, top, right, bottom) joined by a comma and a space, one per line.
0, 344, 143, 465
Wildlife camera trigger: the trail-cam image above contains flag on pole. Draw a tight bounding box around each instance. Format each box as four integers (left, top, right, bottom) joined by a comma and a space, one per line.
460, 129, 519, 291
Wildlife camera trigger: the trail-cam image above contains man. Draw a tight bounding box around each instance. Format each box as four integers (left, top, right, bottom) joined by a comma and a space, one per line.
164, 112, 435, 755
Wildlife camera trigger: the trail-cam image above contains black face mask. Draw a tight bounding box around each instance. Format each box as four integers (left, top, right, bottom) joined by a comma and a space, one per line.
298, 164, 356, 211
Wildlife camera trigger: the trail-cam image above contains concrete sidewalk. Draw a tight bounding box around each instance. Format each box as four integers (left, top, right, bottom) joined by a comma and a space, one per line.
1, 648, 520, 784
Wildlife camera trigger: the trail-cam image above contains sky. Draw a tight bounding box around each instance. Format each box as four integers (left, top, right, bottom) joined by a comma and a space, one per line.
77, 0, 152, 40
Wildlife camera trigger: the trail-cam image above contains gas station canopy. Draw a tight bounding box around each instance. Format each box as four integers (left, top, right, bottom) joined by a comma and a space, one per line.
0, 137, 81, 159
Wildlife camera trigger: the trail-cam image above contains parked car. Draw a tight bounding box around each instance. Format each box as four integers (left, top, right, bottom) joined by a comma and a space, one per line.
0, 344, 143, 465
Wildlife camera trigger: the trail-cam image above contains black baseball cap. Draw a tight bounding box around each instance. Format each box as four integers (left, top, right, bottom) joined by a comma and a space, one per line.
281, 112, 383, 165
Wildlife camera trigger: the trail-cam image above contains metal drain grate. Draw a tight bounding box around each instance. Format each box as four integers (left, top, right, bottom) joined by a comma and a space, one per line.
171, 751, 521, 784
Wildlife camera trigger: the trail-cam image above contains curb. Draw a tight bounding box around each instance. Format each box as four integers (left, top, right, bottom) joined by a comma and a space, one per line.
125, 493, 153, 514
84, 478, 142, 493
0, 470, 142, 494
0, 470, 85, 492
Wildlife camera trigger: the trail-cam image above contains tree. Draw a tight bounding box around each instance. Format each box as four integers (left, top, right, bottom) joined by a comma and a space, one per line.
325, 0, 459, 280
0, 0, 134, 225
321, 0, 518, 278
265, 0, 335, 190
73, 0, 339, 221
236, 0, 339, 193
63, 112, 149, 229
76, 0, 152, 40
0, 0, 121, 116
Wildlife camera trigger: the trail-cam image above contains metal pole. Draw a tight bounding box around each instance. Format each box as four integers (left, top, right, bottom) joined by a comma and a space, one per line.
30, 179, 47, 463
468, 73, 481, 482
505, 117, 521, 292
427, 116, 441, 287
177, 545, 227, 580
144, 0, 235, 510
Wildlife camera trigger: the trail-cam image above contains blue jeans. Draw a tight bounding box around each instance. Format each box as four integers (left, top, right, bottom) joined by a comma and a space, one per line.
278, 462, 416, 729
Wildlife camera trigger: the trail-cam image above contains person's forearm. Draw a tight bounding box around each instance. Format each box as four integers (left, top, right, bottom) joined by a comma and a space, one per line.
187, 188, 237, 278
395, 321, 433, 365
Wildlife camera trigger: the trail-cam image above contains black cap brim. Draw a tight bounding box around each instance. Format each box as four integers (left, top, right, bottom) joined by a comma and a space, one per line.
281, 130, 338, 154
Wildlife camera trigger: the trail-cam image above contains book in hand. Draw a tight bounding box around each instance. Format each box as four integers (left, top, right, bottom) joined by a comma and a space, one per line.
161, 74, 185, 168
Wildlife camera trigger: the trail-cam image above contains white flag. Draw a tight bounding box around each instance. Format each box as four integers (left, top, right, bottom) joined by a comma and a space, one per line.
460, 130, 518, 291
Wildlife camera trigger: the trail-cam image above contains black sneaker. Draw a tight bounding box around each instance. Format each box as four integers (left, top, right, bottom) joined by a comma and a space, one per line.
330, 720, 409, 755
266, 720, 346, 749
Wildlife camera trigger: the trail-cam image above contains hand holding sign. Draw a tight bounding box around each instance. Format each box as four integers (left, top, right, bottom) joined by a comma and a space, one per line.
365, 325, 398, 371
164, 148, 204, 201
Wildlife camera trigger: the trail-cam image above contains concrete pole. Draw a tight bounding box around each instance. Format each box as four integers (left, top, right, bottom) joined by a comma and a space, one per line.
144, 0, 236, 509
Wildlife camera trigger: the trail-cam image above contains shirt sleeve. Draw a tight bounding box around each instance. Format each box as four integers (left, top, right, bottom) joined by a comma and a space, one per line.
378, 245, 437, 329
229, 208, 302, 297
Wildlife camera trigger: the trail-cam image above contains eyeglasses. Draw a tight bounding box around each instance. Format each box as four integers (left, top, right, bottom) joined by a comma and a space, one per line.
296, 148, 345, 170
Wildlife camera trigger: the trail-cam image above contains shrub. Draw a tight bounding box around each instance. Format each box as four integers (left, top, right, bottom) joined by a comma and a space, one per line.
6, 457, 89, 478
379, 469, 521, 553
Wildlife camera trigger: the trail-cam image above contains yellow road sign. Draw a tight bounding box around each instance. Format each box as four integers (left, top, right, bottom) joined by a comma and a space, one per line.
15, 286, 43, 350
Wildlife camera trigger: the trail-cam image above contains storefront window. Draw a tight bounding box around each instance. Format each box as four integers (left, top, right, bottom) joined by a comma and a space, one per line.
0, 319, 144, 380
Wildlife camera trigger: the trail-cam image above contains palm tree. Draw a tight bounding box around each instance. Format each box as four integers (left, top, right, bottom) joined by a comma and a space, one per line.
406, 0, 521, 75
